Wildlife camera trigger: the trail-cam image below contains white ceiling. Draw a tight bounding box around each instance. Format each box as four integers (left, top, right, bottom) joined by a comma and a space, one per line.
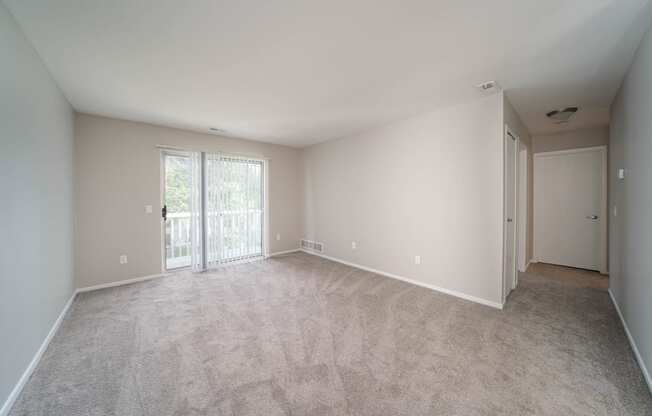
5, 0, 652, 147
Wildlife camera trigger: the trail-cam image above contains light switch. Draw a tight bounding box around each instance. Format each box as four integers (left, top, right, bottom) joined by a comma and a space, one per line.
351, 241, 357, 250
618, 169, 625, 180
414, 255, 421, 265
145, 205, 153, 213
276, 233, 281, 241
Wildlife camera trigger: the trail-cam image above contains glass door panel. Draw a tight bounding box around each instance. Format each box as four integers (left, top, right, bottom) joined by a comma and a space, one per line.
163, 153, 192, 269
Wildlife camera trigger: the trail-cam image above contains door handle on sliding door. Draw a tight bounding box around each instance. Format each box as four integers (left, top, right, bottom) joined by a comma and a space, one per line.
586, 215, 598, 220
162, 205, 167, 221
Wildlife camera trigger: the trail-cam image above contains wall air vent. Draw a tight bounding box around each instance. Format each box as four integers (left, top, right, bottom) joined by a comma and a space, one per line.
301, 239, 324, 253
475, 80, 501, 95
546, 107, 578, 124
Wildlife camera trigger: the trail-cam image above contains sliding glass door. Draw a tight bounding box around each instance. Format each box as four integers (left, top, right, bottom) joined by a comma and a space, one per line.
163, 152, 193, 270
162, 151, 264, 271
206, 155, 263, 266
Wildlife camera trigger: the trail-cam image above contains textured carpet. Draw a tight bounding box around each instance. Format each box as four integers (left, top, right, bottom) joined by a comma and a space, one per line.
9, 252, 652, 415
525, 262, 610, 291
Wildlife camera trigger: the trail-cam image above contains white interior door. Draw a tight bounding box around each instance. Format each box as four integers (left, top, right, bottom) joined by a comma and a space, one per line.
503, 130, 518, 301
534, 147, 606, 271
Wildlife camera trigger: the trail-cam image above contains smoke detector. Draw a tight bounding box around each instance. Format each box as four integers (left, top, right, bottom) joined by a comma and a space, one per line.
546, 107, 578, 124
475, 81, 501, 95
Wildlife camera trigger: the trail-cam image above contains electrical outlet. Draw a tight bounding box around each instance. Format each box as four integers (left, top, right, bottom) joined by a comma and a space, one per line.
414, 255, 421, 265
145, 205, 153, 214
276, 233, 281, 241
351, 241, 357, 250
120, 255, 128, 264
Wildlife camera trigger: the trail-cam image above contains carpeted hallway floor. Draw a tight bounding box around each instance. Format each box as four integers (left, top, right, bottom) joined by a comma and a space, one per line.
9, 252, 652, 415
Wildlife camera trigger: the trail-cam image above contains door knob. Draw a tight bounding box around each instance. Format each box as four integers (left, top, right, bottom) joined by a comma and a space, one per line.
586, 215, 598, 220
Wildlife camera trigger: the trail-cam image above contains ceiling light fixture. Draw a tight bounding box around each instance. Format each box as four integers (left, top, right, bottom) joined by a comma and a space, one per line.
546, 107, 578, 124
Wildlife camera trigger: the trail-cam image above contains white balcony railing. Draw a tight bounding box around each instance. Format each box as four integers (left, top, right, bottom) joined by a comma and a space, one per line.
165, 212, 191, 269
165, 210, 263, 269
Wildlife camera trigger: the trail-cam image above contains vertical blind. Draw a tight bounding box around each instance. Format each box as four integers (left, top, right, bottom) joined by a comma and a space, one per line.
189, 151, 203, 271
202, 153, 263, 269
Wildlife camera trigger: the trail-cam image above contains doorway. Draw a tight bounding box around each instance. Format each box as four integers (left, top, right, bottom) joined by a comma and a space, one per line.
161, 150, 266, 272
533, 146, 607, 272
503, 126, 519, 302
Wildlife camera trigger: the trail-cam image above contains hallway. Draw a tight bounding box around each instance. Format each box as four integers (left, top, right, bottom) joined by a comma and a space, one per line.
523, 262, 609, 291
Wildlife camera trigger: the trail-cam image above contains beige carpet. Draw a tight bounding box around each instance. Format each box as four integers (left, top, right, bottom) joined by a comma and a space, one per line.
525, 262, 610, 291
9, 252, 652, 415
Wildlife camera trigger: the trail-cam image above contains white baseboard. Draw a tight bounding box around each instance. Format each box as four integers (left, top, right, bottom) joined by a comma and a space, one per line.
266, 249, 300, 258
0, 291, 76, 416
608, 290, 651, 394
2, 271, 179, 415
300, 249, 503, 310
76, 273, 168, 293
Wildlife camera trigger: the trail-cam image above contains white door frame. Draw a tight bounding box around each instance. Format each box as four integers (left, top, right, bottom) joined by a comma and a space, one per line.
517, 143, 528, 273
159, 149, 270, 272
533, 146, 608, 274
503, 124, 520, 301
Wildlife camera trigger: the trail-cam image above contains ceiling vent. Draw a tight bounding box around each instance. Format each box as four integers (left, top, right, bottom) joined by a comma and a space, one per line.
475, 81, 501, 95
209, 127, 225, 133
546, 107, 578, 124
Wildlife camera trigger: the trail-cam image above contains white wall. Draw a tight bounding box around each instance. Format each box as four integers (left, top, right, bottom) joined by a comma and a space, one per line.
533, 127, 609, 154
609, 23, 652, 390
0, 3, 75, 410
301, 94, 504, 306
75, 114, 303, 288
